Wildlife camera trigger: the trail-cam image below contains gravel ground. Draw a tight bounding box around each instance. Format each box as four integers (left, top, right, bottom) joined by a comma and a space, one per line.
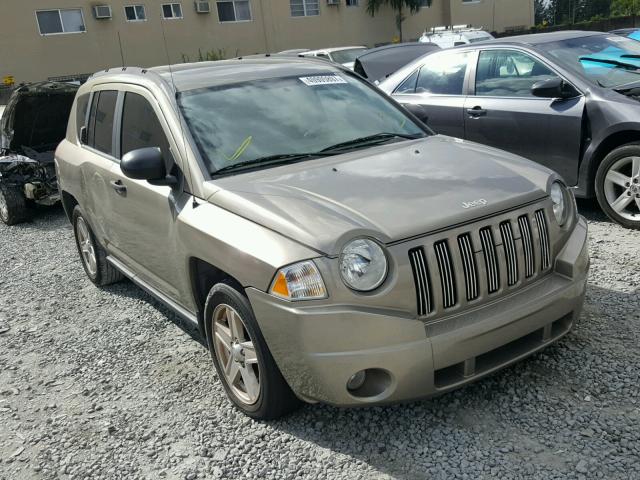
0, 201, 638, 480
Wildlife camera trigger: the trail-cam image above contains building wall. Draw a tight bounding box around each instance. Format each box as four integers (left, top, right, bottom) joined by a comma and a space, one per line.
1, 0, 534, 84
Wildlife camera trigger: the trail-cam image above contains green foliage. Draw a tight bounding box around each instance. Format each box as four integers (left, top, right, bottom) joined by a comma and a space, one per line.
611, 0, 639, 16
536, 0, 613, 26
366, 0, 426, 41
181, 48, 227, 63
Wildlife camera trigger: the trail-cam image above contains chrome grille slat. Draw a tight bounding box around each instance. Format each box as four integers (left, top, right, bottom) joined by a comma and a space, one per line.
457, 234, 478, 301
409, 248, 432, 316
434, 240, 456, 309
499, 221, 518, 286
534, 210, 551, 270
479, 227, 500, 294
518, 215, 535, 278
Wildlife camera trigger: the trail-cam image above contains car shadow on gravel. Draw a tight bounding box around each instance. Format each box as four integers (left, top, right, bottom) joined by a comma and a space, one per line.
576, 198, 609, 223
103, 281, 207, 348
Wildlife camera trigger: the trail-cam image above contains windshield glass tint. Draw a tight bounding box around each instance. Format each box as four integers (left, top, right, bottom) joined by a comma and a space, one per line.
545, 35, 640, 87
331, 48, 367, 64
178, 72, 425, 174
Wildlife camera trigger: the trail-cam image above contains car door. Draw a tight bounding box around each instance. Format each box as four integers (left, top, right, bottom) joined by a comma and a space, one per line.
106, 86, 188, 303
464, 48, 585, 185
390, 50, 473, 138
80, 87, 123, 246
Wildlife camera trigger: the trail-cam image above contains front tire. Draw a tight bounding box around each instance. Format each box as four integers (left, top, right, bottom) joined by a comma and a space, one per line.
72, 206, 123, 286
0, 185, 30, 225
204, 282, 301, 420
595, 143, 640, 230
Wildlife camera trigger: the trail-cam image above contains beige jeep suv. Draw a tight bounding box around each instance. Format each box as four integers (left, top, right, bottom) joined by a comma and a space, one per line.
56, 59, 589, 419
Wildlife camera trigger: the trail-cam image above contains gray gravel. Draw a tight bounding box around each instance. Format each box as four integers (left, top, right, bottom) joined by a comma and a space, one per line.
0, 201, 639, 480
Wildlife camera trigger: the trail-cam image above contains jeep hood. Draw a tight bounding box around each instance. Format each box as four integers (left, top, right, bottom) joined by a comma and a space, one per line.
206, 136, 553, 255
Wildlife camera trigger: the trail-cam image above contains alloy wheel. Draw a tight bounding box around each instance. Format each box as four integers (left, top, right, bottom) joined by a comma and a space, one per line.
212, 304, 260, 405
76, 217, 97, 276
603, 156, 640, 222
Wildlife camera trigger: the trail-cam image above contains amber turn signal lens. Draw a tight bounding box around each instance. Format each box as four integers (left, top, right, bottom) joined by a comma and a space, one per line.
269, 260, 327, 301
271, 271, 290, 298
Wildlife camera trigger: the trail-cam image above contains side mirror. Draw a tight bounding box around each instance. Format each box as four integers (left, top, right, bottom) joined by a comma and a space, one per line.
121, 147, 177, 186
531, 77, 579, 99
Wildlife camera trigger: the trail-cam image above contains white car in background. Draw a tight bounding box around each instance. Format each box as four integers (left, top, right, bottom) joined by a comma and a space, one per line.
419, 25, 494, 48
302, 46, 368, 70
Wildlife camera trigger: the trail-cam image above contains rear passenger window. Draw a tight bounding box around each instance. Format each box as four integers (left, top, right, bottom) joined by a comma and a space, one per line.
120, 92, 172, 167
88, 90, 117, 155
75, 93, 89, 142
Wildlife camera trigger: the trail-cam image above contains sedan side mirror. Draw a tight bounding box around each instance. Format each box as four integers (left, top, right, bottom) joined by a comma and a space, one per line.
121, 147, 177, 186
531, 77, 579, 99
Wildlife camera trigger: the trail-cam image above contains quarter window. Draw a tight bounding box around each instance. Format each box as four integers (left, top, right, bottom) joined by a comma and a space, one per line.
120, 92, 172, 168
162, 3, 183, 19
124, 5, 146, 21
75, 93, 90, 141
415, 52, 470, 95
475, 50, 557, 97
290, 0, 319, 17
88, 91, 118, 156
217, 1, 251, 21
36, 9, 85, 35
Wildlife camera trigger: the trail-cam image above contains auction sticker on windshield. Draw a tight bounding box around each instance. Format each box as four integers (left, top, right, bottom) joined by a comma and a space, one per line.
299, 75, 347, 86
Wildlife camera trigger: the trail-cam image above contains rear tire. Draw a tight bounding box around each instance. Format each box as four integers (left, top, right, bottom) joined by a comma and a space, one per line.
72, 206, 124, 286
204, 282, 301, 420
0, 185, 30, 225
595, 143, 640, 230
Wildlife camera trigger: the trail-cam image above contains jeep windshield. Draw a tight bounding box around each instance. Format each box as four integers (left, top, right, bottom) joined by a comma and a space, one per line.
545, 34, 640, 88
177, 72, 427, 176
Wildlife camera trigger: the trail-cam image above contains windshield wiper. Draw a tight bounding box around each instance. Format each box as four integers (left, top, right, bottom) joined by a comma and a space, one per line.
320, 132, 422, 153
213, 152, 336, 175
579, 56, 640, 71
620, 54, 640, 59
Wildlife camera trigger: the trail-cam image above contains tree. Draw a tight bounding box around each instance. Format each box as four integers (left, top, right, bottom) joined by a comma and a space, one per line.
366, 0, 427, 42
611, 0, 639, 16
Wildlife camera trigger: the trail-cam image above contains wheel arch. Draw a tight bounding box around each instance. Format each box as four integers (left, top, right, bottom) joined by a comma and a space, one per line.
581, 130, 640, 197
60, 190, 79, 223
189, 257, 245, 335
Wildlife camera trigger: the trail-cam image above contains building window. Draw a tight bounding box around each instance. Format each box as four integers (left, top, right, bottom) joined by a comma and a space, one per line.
419, 0, 432, 7
36, 9, 86, 35
290, 0, 319, 17
162, 3, 183, 19
346, 0, 358, 6
124, 5, 146, 21
217, 1, 251, 22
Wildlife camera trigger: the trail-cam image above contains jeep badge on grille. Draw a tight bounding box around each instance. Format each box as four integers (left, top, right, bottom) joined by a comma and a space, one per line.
462, 199, 488, 209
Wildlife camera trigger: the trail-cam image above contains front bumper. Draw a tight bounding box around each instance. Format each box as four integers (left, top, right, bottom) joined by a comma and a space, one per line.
248, 216, 589, 406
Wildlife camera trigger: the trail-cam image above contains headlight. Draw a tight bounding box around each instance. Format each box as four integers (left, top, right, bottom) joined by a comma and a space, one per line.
269, 260, 327, 301
550, 181, 569, 226
339, 238, 388, 291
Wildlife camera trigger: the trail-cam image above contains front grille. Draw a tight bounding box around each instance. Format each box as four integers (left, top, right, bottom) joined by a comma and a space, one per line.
409, 207, 553, 317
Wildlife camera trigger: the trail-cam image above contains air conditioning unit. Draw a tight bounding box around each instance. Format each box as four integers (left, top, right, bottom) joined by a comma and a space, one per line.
327, 0, 340, 5
195, 1, 211, 13
93, 5, 112, 19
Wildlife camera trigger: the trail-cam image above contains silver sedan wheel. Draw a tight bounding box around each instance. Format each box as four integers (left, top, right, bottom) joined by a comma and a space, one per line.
76, 217, 97, 276
212, 304, 260, 405
604, 156, 640, 221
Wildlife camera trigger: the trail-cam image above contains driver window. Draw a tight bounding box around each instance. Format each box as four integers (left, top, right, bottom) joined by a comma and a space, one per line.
475, 50, 558, 97
120, 92, 174, 170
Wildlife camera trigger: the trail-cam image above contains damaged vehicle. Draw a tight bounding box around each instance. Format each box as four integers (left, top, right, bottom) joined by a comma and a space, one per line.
380, 31, 640, 229
0, 82, 78, 225
56, 59, 588, 419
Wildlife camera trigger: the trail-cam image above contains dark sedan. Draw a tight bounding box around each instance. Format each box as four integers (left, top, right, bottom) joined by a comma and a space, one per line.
379, 31, 640, 229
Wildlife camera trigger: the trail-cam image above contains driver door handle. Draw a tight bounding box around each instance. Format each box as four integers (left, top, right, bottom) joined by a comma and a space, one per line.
110, 180, 127, 195
467, 107, 487, 117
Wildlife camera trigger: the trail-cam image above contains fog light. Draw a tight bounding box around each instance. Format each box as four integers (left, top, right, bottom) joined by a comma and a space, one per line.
346, 370, 366, 391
